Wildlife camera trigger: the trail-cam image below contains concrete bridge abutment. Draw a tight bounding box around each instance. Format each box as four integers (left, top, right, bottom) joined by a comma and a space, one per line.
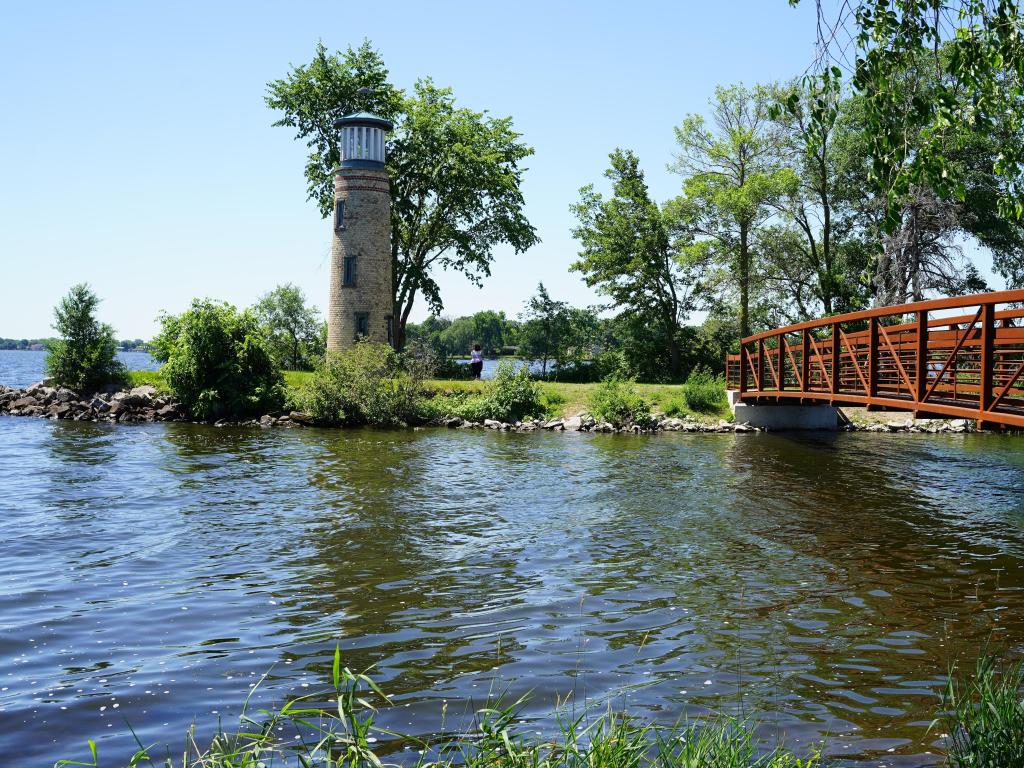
728, 392, 840, 431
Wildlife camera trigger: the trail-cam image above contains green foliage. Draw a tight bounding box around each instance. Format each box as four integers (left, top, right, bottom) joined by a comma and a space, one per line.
518, 282, 570, 377
425, 361, 545, 423
940, 654, 1024, 768
683, 367, 728, 414
297, 341, 425, 427
792, 0, 1024, 229
58, 659, 822, 768
151, 299, 284, 420
572, 149, 699, 377
126, 369, 168, 393
473, 361, 545, 422
253, 283, 325, 371
670, 84, 795, 338
267, 43, 538, 350
587, 375, 652, 427
44, 283, 126, 393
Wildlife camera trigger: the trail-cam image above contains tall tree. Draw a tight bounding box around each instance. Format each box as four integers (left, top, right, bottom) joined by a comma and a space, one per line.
572, 149, 699, 377
266, 43, 538, 351
670, 84, 796, 337
790, 0, 1024, 228
518, 282, 570, 377
45, 284, 126, 393
769, 77, 871, 318
253, 283, 325, 371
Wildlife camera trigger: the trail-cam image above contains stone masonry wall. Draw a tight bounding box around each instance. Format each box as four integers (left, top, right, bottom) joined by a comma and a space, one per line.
327, 166, 395, 352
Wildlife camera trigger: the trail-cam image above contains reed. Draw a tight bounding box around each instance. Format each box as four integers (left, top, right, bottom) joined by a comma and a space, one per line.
56, 647, 820, 768
938, 654, 1024, 768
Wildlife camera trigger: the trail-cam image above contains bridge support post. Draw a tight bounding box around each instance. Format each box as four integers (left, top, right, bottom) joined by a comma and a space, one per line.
914, 310, 928, 413
979, 302, 995, 430
867, 317, 879, 410
801, 329, 810, 396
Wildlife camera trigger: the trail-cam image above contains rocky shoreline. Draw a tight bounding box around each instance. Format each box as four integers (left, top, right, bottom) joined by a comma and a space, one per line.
0, 380, 980, 434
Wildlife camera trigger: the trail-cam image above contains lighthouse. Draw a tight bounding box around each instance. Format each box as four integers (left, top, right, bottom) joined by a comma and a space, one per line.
327, 111, 395, 352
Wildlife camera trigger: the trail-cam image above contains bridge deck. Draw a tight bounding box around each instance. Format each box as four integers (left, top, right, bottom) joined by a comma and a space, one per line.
725, 290, 1024, 430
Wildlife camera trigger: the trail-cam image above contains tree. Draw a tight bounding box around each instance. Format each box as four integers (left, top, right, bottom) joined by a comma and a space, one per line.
768, 77, 872, 319
572, 149, 700, 378
517, 283, 569, 377
151, 300, 284, 420
670, 84, 796, 338
791, 0, 1024, 228
267, 42, 539, 351
45, 283, 126, 393
254, 283, 325, 371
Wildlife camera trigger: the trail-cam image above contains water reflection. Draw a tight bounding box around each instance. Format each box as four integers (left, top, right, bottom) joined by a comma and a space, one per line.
1, 419, 1022, 767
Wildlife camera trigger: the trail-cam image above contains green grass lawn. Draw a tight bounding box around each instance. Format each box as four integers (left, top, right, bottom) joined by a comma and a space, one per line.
422, 378, 730, 421
132, 369, 731, 422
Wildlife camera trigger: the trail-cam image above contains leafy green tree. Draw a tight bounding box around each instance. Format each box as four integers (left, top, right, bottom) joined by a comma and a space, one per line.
253, 283, 325, 371
791, 0, 1024, 228
670, 84, 797, 337
768, 77, 872, 318
517, 283, 569, 376
151, 299, 284, 420
267, 42, 539, 351
45, 283, 126, 393
572, 149, 700, 378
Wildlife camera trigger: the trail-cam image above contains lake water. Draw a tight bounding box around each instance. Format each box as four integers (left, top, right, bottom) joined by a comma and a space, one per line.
0, 349, 160, 389
2, 358, 1024, 767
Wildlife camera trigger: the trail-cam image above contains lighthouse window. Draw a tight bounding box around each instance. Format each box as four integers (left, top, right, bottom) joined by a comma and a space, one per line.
334, 200, 345, 231
343, 256, 357, 286
354, 313, 369, 339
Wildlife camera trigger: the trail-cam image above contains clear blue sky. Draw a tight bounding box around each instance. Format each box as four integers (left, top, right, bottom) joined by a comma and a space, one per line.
0, 0, 934, 339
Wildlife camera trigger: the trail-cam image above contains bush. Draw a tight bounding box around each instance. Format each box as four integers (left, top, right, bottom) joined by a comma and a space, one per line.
587, 375, 651, 427
298, 341, 424, 426
478, 361, 545, 422
683, 367, 727, 414
151, 299, 284, 420
422, 362, 545, 423
45, 284, 126, 393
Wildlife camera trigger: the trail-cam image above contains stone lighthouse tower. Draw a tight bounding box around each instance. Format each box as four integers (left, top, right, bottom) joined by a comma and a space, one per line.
327, 111, 395, 352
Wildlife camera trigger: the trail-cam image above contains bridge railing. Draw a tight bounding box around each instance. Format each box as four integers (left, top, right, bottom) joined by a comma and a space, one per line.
725, 290, 1024, 429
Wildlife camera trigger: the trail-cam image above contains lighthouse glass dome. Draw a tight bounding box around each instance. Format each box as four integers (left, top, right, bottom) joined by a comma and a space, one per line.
335, 111, 393, 168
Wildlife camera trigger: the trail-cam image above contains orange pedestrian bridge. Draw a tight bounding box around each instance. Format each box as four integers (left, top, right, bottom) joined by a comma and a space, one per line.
725, 290, 1024, 430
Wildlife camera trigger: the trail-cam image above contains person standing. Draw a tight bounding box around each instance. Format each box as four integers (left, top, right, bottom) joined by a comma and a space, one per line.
470, 344, 484, 379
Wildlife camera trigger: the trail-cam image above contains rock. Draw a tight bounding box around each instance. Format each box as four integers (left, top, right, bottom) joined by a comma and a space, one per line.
54, 387, 79, 403
122, 385, 157, 407
484, 419, 502, 429
289, 410, 315, 425
580, 414, 596, 430
89, 396, 110, 413
543, 419, 564, 430
259, 414, 274, 427
733, 422, 754, 432
949, 419, 970, 432
10, 396, 38, 410
46, 403, 72, 419
564, 415, 583, 431
156, 404, 179, 420
443, 416, 463, 428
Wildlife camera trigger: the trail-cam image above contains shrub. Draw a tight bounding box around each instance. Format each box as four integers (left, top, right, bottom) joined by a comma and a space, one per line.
941, 654, 1024, 768
45, 283, 126, 393
422, 362, 545, 423
151, 299, 284, 420
588, 375, 651, 427
683, 367, 727, 414
478, 361, 545, 422
298, 341, 424, 426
